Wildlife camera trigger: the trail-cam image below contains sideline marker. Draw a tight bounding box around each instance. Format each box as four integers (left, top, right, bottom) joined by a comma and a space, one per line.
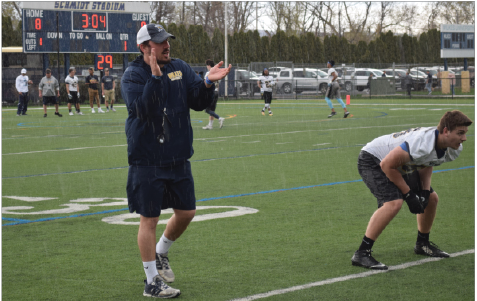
346, 95, 351, 105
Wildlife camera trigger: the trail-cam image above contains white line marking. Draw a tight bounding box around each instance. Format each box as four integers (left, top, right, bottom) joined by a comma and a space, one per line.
229, 249, 474, 301
3, 144, 127, 155
275, 142, 293, 145
242, 141, 261, 144
313, 143, 331, 146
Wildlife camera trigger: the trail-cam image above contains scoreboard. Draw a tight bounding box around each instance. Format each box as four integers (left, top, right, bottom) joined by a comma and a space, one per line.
440, 24, 475, 58
22, 2, 150, 53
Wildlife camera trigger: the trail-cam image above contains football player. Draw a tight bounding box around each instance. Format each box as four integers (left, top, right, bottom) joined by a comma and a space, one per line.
351, 110, 472, 270
258, 68, 276, 116
325, 60, 350, 118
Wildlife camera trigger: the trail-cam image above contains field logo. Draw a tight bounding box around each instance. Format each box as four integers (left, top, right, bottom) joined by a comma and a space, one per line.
2, 196, 258, 225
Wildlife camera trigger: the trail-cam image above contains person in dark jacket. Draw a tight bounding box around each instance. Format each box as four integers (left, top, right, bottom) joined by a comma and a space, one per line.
121, 23, 231, 299
404, 71, 413, 98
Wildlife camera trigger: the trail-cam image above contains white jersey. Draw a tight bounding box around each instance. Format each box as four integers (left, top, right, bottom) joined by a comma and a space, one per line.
15, 75, 30, 93
327, 68, 337, 84
362, 126, 461, 174
258, 75, 275, 93
65, 75, 79, 92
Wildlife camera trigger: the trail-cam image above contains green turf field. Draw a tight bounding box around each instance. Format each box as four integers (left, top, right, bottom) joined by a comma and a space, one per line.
2, 98, 475, 300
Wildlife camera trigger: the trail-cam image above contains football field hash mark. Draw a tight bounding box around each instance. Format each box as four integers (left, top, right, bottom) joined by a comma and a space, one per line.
229, 249, 474, 301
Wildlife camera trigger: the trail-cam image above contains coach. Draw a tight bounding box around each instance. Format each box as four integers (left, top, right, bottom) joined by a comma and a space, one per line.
121, 23, 231, 298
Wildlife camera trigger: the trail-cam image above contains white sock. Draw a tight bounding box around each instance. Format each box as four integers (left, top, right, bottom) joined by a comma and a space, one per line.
209, 120, 213, 126
143, 261, 158, 284
156, 233, 174, 254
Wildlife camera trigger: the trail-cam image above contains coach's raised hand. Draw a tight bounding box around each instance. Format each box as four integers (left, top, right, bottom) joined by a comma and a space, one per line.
206, 61, 232, 82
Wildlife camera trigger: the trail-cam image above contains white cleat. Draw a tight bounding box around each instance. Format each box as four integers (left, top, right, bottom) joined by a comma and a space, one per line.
98, 108, 105, 113
91, 108, 96, 113
202, 125, 213, 130
112, 108, 116, 112
77, 112, 84, 115
219, 117, 225, 129
69, 112, 74, 116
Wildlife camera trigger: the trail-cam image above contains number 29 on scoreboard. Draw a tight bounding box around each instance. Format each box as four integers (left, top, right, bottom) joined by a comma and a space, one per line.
94, 54, 113, 71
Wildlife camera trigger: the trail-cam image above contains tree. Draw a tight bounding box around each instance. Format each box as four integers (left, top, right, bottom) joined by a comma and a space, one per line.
150, 2, 176, 25
210, 27, 225, 63
270, 30, 288, 61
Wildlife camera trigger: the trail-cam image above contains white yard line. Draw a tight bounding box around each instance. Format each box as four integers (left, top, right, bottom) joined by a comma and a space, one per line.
3, 144, 127, 155
229, 249, 474, 301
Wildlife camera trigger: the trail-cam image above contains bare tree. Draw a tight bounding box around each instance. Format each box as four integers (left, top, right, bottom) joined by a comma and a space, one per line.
229, 2, 255, 33
343, 2, 372, 43
150, 2, 176, 24
439, 1, 475, 24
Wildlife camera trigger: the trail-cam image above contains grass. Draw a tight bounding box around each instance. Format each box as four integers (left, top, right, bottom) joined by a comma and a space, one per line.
2, 98, 474, 300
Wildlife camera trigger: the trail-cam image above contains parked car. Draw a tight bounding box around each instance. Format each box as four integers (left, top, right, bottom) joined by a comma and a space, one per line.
411, 68, 438, 87
380, 69, 402, 89
384, 69, 425, 91
235, 69, 261, 96
267, 66, 287, 78
276, 68, 343, 94
275, 68, 320, 94
344, 68, 391, 91
320, 67, 349, 91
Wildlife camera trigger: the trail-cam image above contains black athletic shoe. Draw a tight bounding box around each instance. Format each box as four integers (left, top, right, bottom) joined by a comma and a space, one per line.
43, 114, 47, 118
22, 113, 28, 115
344, 112, 350, 118
143, 275, 180, 298
328, 111, 337, 118
414, 241, 449, 257
351, 250, 388, 270
55, 112, 63, 117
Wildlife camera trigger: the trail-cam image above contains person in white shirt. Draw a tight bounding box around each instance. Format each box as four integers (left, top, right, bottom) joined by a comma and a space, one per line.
202, 59, 225, 130
257, 68, 276, 116
325, 60, 349, 118
65, 68, 84, 115
351, 110, 472, 270
15, 68, 33, 116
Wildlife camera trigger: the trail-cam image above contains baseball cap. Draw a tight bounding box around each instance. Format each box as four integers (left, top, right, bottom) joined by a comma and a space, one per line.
46, 68, 51, 73
21, 68, 27, 74
137, 24, 175, 45
89, 67, 94, 71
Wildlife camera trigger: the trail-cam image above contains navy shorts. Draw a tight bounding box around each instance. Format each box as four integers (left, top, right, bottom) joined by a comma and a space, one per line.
357, 150, 433, 208
43, 96, 58, 105
126, 161, 196, 217
206, 92, 219, 112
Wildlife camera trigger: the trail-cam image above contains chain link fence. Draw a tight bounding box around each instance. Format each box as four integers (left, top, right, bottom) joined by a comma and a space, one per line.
3, 61, 474, 106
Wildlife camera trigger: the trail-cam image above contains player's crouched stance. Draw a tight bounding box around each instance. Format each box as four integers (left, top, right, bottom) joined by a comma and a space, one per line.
351, 110, 472, 270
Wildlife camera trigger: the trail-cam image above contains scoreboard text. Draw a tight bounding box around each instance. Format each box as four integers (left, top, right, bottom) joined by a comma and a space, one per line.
23, 9, 149, 53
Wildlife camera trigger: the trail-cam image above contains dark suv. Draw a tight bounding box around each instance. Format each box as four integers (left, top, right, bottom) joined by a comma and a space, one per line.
382, 69, 425, 91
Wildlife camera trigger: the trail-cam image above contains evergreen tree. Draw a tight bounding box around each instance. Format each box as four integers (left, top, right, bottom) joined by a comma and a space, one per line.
260, 36, 271, 62
211, 27, 225, 63
270, 30, 288, 61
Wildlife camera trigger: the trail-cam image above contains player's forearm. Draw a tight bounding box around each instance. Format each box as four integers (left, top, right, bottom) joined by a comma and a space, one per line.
418, 167, 433, 190
381, 166, 410, 194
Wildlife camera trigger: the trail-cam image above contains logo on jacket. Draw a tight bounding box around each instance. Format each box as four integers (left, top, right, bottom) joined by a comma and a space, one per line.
167, 71, 182, 81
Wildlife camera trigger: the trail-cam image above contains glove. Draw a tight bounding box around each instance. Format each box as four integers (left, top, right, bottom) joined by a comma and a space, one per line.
420, 190, 430, 211
68, 94, 72, 100
77, 92, 80, 97
403, 190, 425, 214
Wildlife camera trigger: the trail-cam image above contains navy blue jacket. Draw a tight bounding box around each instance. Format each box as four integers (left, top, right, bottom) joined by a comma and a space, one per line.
121, 56, 215, 166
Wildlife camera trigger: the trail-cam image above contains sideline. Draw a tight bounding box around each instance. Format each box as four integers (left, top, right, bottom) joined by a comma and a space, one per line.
228, 249, 474, 301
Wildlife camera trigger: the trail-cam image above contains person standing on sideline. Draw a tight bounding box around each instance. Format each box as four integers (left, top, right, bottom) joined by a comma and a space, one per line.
86, 67, 105, 113
101, 68, 116, 112
257, 68, 276, 116
121, 23, 231, 299
38, 68, 62, 117
404, 71, 412, 98
202, 59, 225, 129
15, 68, 33, 116
65, 68, 84, 115
351, 110, 472, 270
366, 73, 374, 94
382, 70, 387, 77
426, 70, 433, 95
325, 60, 350, 118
